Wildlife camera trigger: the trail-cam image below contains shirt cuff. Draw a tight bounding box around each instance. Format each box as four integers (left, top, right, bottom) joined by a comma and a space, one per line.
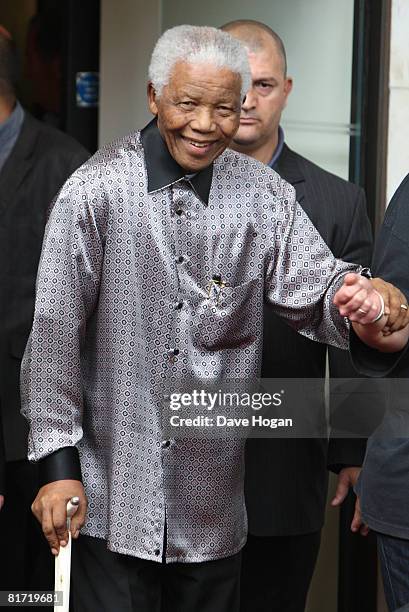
39, 446, 82, 487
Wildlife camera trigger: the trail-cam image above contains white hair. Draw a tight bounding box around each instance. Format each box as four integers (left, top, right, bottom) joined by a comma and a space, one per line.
148, 25, 251, 99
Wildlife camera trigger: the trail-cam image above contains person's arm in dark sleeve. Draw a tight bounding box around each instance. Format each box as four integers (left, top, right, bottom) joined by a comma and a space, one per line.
340, 175, 409, 533
351, 173, 409, 376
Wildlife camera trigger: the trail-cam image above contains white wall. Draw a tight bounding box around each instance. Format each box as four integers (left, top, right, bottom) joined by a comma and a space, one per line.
386, 0, 409, 203
99, 0, 161, 146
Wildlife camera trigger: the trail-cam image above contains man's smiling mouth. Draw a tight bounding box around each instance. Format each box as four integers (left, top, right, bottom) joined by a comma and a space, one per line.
182, 136, 217, 149
190, 141, 211, 148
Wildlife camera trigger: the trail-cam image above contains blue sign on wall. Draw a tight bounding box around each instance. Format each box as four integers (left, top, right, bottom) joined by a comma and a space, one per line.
76, 72, 99, 108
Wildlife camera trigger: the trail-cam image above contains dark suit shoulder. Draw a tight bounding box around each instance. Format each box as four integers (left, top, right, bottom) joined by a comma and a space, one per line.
22, 113, 89, 161
283, 145, 362, 199
276, 144, 370, 260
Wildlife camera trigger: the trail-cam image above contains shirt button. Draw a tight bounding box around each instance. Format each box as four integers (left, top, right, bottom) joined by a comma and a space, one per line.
177, 256, 184, 264
168, 348, 179, 362
155, 549, 161, 556
162, 440, 171, 448
176, 209, 183, 216
175, 301, 183, 310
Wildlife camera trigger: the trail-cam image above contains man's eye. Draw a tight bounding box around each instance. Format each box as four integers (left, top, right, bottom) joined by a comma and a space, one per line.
257, 82, 272, 89
180, 101, 195, 108
217, 106, 233, 114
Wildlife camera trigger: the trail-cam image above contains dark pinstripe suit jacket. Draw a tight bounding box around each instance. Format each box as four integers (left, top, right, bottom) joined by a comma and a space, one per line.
245, 143, 373, 536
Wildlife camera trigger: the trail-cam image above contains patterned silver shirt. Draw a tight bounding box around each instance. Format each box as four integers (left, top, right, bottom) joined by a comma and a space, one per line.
21, 120, 356, 563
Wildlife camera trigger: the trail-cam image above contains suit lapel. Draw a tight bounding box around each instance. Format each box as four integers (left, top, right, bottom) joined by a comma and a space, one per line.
0, 114, 39, 218
275, 143, 307, 205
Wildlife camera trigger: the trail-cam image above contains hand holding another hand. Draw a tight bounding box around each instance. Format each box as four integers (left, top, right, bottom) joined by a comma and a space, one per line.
334, 273, 409, 352
333, 273, 385, 325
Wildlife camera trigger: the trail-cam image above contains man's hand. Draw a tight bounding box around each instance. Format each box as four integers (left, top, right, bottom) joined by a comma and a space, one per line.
336, 275, 409, 352
372, 277, 409, 334
330, 467, 369, 536
334, 273, 383, 324
350, 494, 369, 536
0, 495, 4, 511
31, 479, 87, 555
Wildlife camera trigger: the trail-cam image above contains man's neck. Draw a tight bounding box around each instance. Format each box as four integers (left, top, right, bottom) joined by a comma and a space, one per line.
233, 131, 279, 165
0, 97, 16, 125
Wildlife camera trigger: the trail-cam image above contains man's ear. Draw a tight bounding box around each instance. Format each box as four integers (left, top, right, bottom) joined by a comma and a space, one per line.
283, 77, 293, 103
147, 82, 158, 115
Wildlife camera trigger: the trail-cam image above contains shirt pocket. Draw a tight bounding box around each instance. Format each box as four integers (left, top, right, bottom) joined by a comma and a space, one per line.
191, 278, 260, 351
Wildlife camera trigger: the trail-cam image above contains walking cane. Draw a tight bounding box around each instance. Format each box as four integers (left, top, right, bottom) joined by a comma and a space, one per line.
54, 497, 80, 612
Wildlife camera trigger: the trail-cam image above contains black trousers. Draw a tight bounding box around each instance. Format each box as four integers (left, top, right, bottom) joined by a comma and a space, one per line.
240, 532, 321, 612
0, 460, 53, 591
71, 534, 241, 612
0, 460, 53, 612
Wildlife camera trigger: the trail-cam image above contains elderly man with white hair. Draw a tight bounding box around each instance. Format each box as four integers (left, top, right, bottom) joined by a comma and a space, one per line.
20, 25, 404, 612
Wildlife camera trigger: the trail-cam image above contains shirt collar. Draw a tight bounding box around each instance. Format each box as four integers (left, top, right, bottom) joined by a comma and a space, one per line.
267, 125, 285, 169
0, 100, 24, 146
140, 118, 213, 205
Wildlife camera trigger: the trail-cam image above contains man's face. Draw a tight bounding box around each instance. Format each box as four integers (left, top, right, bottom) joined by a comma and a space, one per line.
232, 42, 292, 152
148, 61, 242, 172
